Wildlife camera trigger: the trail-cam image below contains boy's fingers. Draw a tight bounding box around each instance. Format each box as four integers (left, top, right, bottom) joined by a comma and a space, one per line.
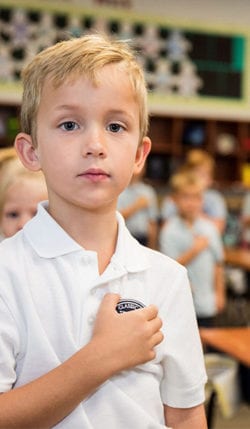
141, 304, 159, 321
100, 295, 161, 324
150, 331, 164, 348
148, 315, 163, 333
99, 293, 120, 311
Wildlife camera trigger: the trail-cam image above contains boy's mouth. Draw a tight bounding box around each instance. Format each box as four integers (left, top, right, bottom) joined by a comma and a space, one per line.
78, 168, 110, 182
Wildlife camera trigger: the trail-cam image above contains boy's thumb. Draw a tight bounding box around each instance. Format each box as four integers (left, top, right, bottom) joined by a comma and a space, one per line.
101, 293, 120, 310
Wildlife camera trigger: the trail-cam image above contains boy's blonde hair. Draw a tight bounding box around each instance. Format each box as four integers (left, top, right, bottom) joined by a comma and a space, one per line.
0, 147, 17, 169
170, 170, 204, 195
184, 149, 215, 174
21, 33, 148, 145
0, 157, 46, 216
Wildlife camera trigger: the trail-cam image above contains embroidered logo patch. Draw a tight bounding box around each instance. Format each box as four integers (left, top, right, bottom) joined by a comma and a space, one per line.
116, 299, 145, 313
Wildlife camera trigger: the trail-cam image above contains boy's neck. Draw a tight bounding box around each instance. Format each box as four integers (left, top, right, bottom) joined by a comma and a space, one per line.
180, 214, 196, 228
48, 203, 118, 274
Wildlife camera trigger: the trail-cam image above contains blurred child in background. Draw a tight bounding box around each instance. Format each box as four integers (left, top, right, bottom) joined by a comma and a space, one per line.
117, 166, 159, 248
0, 146, 16, 177
0, 147, 16, 163
161, 149, 227, 234
160, 171, 225, 327
0, 156, 47, 238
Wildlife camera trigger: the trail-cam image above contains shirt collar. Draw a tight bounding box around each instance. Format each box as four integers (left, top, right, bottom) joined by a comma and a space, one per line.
112, 212, 150, 273
23, 201, 149, 272
23, 201, 82, 257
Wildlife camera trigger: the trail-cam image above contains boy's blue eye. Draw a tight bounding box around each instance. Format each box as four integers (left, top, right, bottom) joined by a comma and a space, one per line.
60, 121, 78, 131
108, 123, 123, 133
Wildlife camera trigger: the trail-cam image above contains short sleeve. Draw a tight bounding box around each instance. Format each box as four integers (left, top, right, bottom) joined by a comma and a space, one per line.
0, 297, 20, 392
161, 197, 177, 221
159, 223, 182, 260
209, 225, 224, 263
160, 268, 207, 407
204, 190, 227, 219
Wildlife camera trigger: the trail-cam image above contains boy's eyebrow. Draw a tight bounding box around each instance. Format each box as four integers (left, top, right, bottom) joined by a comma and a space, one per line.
54, 104, 82, 112
54, 105, 134, 120
104, 109, 135, 120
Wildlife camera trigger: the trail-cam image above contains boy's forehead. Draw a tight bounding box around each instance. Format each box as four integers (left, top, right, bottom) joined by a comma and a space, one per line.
39, 65, 137, 108
42, 61, 131, 89
36, 66, 140, 127
195, 165, 212, 174
178, 185, 204, 195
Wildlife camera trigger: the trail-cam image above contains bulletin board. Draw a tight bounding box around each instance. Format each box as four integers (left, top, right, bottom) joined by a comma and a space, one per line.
0, 0, 249, 119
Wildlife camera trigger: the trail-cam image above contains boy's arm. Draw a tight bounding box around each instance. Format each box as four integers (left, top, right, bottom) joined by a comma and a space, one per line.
120, 195, 149, 219
0, 294, 163, 429
212, 217, 225, 234
202, 213, 225, 234
177, 235, 209, 266
164, 404, 208, 429
147, 219, 158, 249
214, 262, 226, 313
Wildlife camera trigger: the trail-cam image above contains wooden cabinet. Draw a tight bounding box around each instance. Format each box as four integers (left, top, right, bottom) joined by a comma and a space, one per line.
147, 114, 250, 187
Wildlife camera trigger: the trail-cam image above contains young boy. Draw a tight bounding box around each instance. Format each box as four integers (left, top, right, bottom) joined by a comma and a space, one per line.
161, 149, 227, 234
0, 34, 207, 428
184, 149, 227, 234
160, 171, 225, 328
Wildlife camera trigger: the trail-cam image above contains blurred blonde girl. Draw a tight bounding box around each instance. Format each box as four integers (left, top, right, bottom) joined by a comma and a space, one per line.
0, 156, 47, 238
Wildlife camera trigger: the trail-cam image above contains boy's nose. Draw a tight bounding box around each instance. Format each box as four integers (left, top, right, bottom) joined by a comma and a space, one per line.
83, 129, 107, 158
85, 145, 105, 157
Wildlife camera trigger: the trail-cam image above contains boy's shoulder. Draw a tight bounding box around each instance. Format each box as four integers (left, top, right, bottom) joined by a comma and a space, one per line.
0, 232, 28, 301
0, 230, 23, 251
196, 216, 221, 235
141, 242, 186, 275
136, 181, 155, 192
0, 231, 26, 266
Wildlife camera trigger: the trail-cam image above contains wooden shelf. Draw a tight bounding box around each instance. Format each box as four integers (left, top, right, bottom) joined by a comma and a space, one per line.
148, 114, 250, 186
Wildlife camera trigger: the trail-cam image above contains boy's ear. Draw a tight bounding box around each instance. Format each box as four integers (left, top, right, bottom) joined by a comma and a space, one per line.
133, 136, 151, 175
14, 132, 41, 171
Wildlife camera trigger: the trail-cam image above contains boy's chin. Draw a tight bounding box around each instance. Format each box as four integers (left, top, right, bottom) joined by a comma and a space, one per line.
182, 213, 197, 222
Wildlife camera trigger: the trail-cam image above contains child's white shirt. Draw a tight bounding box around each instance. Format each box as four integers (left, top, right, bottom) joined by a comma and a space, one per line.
0, 202, 207, 428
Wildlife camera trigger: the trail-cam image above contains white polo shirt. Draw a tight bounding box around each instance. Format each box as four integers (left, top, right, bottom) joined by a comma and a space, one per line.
0, 202, 207, 429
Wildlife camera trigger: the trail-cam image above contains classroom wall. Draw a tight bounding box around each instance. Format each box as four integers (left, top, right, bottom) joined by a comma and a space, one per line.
2, 0, 250, 117
133, 0, 250, 28
71, 0, 250, 28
